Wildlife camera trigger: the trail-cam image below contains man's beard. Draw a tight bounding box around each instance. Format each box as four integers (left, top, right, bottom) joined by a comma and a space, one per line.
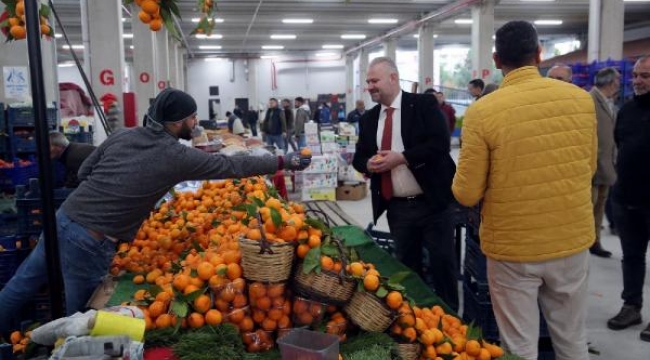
178, 122, 194, 140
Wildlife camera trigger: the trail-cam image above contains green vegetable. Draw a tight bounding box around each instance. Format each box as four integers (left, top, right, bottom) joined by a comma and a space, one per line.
172, 324, 245, 360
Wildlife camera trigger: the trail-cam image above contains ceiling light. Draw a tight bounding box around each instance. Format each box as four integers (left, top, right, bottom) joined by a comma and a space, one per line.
261, 55, 278, 59
195, 34, 223, 39
315, 52, 337, 57
62, 45, 84, 50
123, 33, 133, 39
413, 34, 439, 39
270, 34, 297, 40
199, 45, 222, 50
520, 0, 555, 2
454, 19, 473, 24
57, 63, 75, 68
341, 34, 366, 40
204, 57, 224, 62
54, 33, 62, 39
282, 18, 313, 24
623, 0, 650, 2
262, 45, 284, 50
322, 44, 344, 49
534, 19, 563, 25
192, 17, 224, 23
368, 18, 398, 24
130, 45, 134, 50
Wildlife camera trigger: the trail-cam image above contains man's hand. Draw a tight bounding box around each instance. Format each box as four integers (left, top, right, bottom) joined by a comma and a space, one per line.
366, 150, 406, 173
283, 151, 312, 171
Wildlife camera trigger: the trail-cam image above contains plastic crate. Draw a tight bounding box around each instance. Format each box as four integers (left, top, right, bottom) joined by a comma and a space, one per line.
463, 272, 491, 304
16, 180, 71, 235
0, 214, 18, 237
7, 106, 57, 127
449, 201, 468, 226
0, 102, 5, 131
0, 162, 39, 192
464, 232, 487, 282
10, 133, 37, 153
0, 236, 30, 288
365, 223, 395, 255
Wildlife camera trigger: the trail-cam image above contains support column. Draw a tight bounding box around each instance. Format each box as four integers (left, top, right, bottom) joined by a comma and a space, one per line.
588, 0, 624, 62
247, 59, 258, 113
132, 10, 156, 126
168, 38, 178, 88
358, 48, 369, 105
418, 24, 435, 93
176, 47, 184, 91
470, 0, 495, 81
154, 29, 170, 94
346, 55, 354, 105
383, 39, 397, 61
86, 0, 125, 144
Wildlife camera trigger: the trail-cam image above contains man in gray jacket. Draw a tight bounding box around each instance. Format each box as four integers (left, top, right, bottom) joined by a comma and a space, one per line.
294, 97, 310, 149
0, 88, 312, 332
590, 67, 620, 258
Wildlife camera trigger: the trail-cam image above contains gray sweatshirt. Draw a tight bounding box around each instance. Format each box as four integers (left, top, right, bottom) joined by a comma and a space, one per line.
61, 127, 278, 241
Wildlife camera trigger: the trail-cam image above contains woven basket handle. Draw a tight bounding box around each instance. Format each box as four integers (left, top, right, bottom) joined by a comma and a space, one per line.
331, 235, 349, 283
304, 209, 333, 228
256, 211, 275, 255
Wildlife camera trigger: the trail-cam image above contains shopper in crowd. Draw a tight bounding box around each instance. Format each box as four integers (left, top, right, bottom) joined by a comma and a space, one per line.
467, 78, 485, 100
294, 97, 310, 149
481, 83, 499, 97
225, 111, 240, 134
547, 64, 573, 83
233, 104, 244, 120
589, 67, 621, 258
346, 100, 366, 134
246, 106, 259, 137
426, 88, 457, 135
226, 111, 246, 137
0, 88, 312, 333
606, 55, 650, 342
49, 131, 96, 188
352, 56, 458, 311
452, 21, 596, 360
282, 98, 297, 152
262, 98, 287, 151
318, 102, 331, 125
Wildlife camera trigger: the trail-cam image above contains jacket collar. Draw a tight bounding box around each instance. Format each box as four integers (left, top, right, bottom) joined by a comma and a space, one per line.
634, 91, 650, 108
500, 66, 542, 89
381, 90, 403, 113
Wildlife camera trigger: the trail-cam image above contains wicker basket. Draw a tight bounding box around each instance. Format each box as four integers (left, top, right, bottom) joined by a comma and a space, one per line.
395, 342, 421, 360
239, 237, 295, 282
293, 263, 356, 305
344, 291, 394, 332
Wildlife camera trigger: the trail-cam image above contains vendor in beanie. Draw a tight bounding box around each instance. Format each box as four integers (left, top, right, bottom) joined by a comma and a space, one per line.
0, 88, 312, 333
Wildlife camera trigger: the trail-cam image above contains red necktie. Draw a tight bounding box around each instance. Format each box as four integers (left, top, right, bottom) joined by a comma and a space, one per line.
380, 107, 394, 200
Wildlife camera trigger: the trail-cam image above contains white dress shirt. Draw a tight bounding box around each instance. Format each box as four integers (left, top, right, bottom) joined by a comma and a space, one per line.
375, 92, 423, 197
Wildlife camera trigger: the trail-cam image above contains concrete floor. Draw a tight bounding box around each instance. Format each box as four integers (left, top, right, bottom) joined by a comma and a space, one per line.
334, 148, 650, 360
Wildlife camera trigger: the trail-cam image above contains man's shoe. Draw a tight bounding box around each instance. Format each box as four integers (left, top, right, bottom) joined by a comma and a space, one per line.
608, 305, 642, 330
590, 243, 612, 258
641, 323, 650, 342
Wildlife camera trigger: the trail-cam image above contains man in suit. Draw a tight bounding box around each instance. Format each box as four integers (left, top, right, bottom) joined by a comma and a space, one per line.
589, 67, 620, 258
352, 57, 458, 310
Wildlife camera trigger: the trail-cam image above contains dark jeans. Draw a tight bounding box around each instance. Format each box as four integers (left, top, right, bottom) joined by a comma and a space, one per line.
605, 188, 616, 230
249, 121, 258, 137
613, 202, 650, 308
387, 199, 458, 311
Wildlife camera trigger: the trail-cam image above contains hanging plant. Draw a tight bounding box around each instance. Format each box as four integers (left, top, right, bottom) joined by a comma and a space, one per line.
0, 0, 55, 42
124, 0, 181, 39
190, 0, 217, 36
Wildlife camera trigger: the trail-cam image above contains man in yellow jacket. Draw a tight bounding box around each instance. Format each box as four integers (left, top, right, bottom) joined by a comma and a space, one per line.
452, 21, 597, 360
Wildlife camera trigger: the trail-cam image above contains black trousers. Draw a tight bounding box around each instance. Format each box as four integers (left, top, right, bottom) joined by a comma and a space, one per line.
387, 199, 459, 311
613, 202, 650, 308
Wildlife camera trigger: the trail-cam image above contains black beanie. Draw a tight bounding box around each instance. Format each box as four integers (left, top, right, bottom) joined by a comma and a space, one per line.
145, 88, 197, 124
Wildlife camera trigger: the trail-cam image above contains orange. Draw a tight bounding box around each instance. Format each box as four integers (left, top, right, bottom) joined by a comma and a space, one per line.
261, 318, 277, 331
197, 262, 216, 280
363, 274, 379, 291
155, 291, 172, 304
267, 284, 284, 298
298, 311, 314, 325
226, 263, 242, 280
465, 340, 482, 357
239, 316, 255, 332
453, 336, 467, 353
15, 1, 25, 16
423, 345, 437, 359
300, 148, 312, 157
133, 274, 145, 284
173, 274, 190, 292
256, 296, 271, 311
400, 314, 415, 328
485, 343, 504, 358
268, 308, 284, 321
420, 329, 436, 346
366, 268, 380, 277
145, 315, 155, 330
248, 282, 267, 299
265, 197, 282, 210
10, 331, 22, 345
278, 226, 298, 241
308, 235, 321, 248
141, 0, 159, 14
149, 19, 163, 31
477, 348, 491, 360
188, 312, 205, 328
247, 228, 262, 241
348, 262, 365, 277
402, 327, 417, 342
205, 309, 223, 326
435, 342, 452, 355
184, 284, 200, 295
40, 24, 51, 36
386, 291, 403, 310
193, 294, 212, 314
321, 256, 334, 271
155, 314, 173, 328
10, 25, 26, 40
134, 289, 149, 301
278, 315, 291, 329
8, 17, 20, 27
233, 293, 248, 308
431, 328, 444, 343
148, 301, 166, 318
296, 244, 310, 259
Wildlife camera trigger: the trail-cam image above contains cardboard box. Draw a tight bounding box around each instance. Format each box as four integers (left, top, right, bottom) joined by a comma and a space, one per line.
305, 122, 319, 135
296, 172, 338, 188
307, 144, 322, 156
306, 133, 320, 146
321, 142, 339, 153
320, 131, 336, 143
338, 123, 357, 136
338, 164, 365, 182
336, 182, 368, 201
301, 187, 337, 201
304, 155, 338, 173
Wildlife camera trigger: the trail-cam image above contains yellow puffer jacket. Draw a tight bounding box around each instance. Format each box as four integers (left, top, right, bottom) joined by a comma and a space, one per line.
452, 66, 597, 263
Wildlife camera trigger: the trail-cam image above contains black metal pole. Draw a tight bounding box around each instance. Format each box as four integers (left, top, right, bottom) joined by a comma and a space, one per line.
24, 0, 64, 320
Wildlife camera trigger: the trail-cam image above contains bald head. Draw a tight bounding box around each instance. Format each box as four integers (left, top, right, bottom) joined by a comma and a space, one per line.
547, 65, 573, 83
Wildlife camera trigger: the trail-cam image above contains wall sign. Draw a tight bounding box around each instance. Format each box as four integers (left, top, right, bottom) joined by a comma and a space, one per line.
157, 81, 166, 90
100, 69, 115, 86
3, 66, 29, 100
139, 72, 150, 83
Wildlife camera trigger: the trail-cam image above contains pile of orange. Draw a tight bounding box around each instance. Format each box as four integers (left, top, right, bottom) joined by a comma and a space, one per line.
3, 0, 53, 41
242, 329, 274, 353
9, 330, 30, 354
248, 282, 291, 333
325, 311, 349, 342
291, 297, 325, 327
133, 0, 164, 32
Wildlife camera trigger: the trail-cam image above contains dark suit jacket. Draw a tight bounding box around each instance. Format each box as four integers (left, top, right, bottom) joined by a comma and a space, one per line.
60, 142, 97, 188
352, 91, 456, 222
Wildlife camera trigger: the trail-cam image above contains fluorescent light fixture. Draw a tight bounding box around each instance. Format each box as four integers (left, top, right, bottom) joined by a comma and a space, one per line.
282, 18, 313, 24
195, 34, 223, 39
322, 44, 344, 49
121, 17, 127, 22
199, 45, 222, 50
454, 19, 473, 24
123, 33, 133, 39
62, 45, 84, 50
262, 45, 284, 50
54, 33, 62, 39
413, 34, 439, 39
520, 0, 555, 2
341, 34, 366, 40
492, 35, 496, 40
624, 0, 650, 2
315, 52, 337, 57
368, 18, 398, 24
534, 19, 563, 25
204, 57, 223, 62
57, 62, 75, 68
261, 55, 278, 59
270, 34, 296, 40
434, 34, 438, 38
192, 17, 224, 23
129, 45, 134, 50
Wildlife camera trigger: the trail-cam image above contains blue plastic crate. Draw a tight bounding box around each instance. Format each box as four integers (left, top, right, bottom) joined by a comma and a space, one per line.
10, 133, 37, 153
0, 236, 30, 287
462, 283, 499, 340
0, 214, 18, 237
7, 106, 57, 127
365, 223, 395, 255
0, 102, 5, 131
465, 232, 487, 282
0, 162, 39, 192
